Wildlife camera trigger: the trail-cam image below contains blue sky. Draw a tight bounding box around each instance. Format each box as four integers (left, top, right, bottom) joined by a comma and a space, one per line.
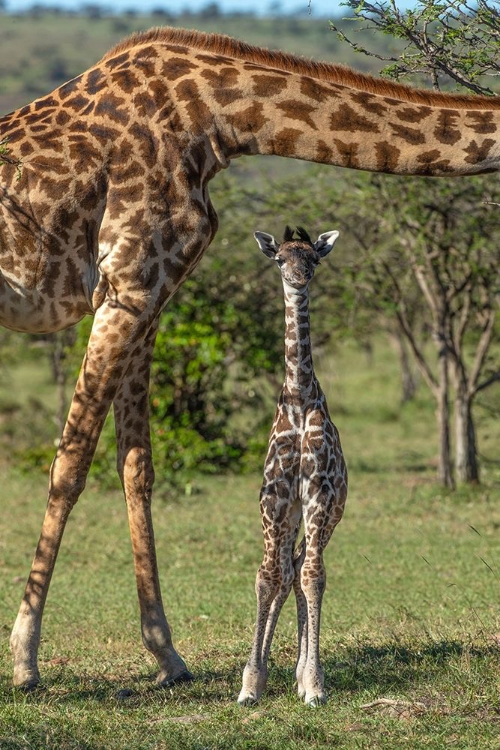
4, 1, 370, 17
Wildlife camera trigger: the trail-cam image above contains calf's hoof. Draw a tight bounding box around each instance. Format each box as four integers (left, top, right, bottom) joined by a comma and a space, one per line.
237, 690, 260, 706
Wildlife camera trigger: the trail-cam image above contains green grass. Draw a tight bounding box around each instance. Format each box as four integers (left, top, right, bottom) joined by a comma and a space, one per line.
0, 340, 499, 749
0, 471, 498, 749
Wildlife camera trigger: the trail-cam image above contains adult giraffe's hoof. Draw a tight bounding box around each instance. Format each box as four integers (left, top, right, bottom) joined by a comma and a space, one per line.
157, 669, 194, 688
237, 691, 259, 706
304, 692, 327, 707
12, 662, 41, 692
15, 677, 43, 693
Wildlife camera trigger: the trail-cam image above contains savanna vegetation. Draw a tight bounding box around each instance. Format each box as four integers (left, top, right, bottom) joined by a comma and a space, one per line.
0, 2, 499, 748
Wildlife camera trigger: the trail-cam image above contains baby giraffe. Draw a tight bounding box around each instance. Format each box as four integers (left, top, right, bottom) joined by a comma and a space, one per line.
238, 226, 348, 707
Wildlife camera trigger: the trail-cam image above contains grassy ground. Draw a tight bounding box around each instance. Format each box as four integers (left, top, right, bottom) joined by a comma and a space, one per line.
0, 341, 499, 749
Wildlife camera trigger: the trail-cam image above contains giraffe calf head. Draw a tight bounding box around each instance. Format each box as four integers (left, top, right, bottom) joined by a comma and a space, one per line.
254, 226, 339, 289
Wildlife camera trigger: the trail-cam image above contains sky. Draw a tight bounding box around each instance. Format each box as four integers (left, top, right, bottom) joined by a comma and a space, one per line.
4, 1, 362, 17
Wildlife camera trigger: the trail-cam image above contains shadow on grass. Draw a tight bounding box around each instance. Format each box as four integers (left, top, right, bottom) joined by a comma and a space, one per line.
0, 666, 241, 706
263, 639, 498, 698
2, 640, 497, 706
324, 640, 498, 693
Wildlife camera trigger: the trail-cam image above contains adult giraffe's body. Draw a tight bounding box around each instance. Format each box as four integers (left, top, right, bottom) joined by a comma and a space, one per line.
1, 27, 499, 691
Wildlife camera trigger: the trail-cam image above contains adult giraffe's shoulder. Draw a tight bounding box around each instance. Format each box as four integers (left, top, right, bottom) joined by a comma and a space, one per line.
0, 26, 498, 693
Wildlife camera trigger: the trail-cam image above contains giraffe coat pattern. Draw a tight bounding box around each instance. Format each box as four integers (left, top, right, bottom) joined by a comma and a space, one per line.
238, 227, 347, 706
0, 26, 498, 691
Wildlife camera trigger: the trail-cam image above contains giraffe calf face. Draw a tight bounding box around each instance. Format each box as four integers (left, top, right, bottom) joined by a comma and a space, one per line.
276, 243, 321, 288
254, 227, 339, 290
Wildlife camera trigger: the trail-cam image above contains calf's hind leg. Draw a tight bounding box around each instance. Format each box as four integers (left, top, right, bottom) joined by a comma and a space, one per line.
295, 492, 345, 707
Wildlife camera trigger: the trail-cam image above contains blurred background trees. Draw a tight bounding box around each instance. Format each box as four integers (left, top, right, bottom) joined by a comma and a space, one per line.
328, 0, 500, 486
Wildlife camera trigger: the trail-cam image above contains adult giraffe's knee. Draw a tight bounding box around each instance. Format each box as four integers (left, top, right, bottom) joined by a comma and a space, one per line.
119, 446, 155, 503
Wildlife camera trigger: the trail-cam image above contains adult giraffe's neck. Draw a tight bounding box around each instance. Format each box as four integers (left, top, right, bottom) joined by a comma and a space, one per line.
215, 68, 500, 177
282, 282, 316, 398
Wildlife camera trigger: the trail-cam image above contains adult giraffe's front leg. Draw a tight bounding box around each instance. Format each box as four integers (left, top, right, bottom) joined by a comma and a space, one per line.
113, 319, 191, 686
10, 298, 162, 689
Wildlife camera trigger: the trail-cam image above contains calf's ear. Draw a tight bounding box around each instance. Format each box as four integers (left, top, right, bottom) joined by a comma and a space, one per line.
314, 230, 339, 257
254, 231, 279, 258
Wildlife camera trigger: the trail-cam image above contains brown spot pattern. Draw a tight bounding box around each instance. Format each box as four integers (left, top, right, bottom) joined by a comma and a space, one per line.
300, 76, 341, 103
94, 93, 128, 125
350, 90, 388, 116
333, 138, 360, 168
331, 103, 380, 133
416, 149, 452, 174
395, 105, 432, 123
276, 99, 318, 130
390, 122, 426, 145
224, 102, 268, 134
374, 141, 401, 172
463, 138, 495, 164
202, 66, 240, 88
163, 57, 199, 81
434, 110, 461, 144
315, 139, 333, 163
175, 79, 212, 131
465, 111, 497, 134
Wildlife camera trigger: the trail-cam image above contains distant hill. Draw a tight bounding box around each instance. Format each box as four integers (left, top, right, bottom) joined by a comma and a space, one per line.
0, 10, 401, 115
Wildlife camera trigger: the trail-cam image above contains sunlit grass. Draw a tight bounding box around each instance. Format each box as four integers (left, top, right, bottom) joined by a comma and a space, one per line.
1, 472, 499, 748
0, 338, 499, 748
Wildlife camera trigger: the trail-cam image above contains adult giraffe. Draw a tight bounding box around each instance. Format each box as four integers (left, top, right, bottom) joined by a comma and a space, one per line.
1, 27, 499, 691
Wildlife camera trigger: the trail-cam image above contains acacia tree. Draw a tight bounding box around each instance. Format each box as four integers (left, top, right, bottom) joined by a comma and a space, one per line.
341, 175, 499, 487
387, 181, 499, 486
329, 0, 500, 485
329, 0, 500, 94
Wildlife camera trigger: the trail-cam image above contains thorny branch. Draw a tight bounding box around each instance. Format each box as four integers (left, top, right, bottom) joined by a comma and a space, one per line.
329, 0, 500, 94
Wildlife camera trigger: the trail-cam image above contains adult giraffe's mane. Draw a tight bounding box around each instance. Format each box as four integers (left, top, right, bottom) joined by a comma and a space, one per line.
100, 26, 500, 111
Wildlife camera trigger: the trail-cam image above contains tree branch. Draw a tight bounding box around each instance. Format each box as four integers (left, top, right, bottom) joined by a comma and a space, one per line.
395, 307, 438, 396
475, 371, 500, 395
469, 308, 497, 396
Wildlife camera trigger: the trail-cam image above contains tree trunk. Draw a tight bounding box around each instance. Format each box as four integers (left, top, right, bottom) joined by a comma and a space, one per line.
389, 328, 418, 403
437, 386, 454, 488
436, 336, 455, 489
454, 386, 480, 484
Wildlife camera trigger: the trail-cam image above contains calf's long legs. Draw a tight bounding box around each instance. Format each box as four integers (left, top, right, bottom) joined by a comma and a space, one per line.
238, 491, 300, 705
241, 455, 347, 708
